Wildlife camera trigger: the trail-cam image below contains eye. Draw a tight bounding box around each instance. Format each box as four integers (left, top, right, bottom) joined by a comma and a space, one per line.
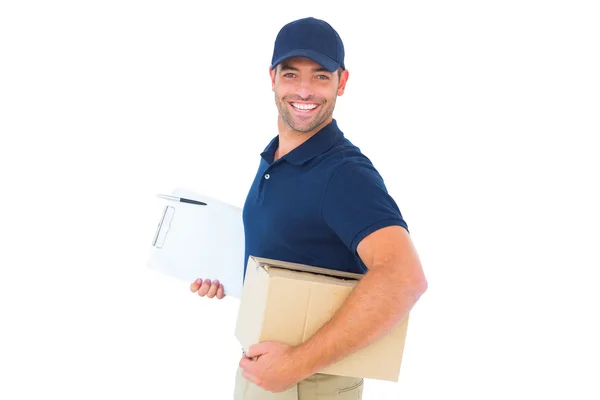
283, 73, 296, 78
316, 74, 330, 80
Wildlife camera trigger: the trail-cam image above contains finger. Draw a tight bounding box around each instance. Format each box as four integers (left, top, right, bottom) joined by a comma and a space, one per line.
190, 278, 202, 292
242, 369, 260, 386
216, 283, 225, 299
241, 352, 258, 363
197, 279, 211, 296
246, 342, 271, 358
206, 280, 219, 298
239, 356, 250, 369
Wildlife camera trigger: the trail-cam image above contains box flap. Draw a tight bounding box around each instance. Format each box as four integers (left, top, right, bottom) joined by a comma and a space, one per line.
266, 268, 358, 287
250, 256, 364, 281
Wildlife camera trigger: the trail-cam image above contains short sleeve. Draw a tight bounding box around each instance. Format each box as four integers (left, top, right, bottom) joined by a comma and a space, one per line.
320, 160, 409, 254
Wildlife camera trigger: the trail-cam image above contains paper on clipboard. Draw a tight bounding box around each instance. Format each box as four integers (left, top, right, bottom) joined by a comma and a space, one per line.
146, 187, 245, 298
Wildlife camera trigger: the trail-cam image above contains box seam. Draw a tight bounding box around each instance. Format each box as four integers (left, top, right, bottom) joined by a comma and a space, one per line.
301, 285, 313, 342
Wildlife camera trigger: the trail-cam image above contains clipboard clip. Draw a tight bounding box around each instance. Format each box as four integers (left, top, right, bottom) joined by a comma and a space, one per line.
152, 205, 175, 248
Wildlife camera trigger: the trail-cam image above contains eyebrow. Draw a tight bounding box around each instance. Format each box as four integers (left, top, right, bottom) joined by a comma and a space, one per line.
279, 64, 330, 73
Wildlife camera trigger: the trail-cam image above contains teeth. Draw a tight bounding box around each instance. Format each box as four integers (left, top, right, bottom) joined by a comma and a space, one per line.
292, 103, 317, 110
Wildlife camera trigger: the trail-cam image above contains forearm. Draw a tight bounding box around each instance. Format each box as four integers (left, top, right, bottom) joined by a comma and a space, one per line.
293, 266, 425, 375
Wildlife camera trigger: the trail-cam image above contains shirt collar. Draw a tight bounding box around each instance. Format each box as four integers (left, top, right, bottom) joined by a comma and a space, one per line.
261, 119, 343, 165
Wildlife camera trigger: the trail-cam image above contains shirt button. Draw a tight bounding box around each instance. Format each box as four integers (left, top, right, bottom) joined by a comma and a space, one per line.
264, 173, 270, 179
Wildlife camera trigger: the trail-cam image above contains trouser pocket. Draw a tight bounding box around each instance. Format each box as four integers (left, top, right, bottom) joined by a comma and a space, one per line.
336, 377, 363, 399
298, 374, 363, 399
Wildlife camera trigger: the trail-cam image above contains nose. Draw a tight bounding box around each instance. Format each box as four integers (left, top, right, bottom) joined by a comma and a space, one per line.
295, 77, 313, 100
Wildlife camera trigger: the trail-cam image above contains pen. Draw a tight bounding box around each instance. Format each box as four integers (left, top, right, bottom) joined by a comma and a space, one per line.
156, 194, 207, 206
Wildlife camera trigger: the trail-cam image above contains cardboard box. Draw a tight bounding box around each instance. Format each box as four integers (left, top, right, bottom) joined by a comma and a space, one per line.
234, 256, 410, 382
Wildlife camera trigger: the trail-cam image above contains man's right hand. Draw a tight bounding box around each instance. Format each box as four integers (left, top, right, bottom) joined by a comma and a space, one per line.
190, 278, 225, 299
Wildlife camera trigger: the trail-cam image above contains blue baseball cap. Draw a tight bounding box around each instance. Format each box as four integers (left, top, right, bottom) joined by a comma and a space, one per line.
270, 17, 345, 73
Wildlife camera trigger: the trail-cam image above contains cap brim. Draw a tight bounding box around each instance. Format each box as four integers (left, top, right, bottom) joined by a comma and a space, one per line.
271, 49, 340, 72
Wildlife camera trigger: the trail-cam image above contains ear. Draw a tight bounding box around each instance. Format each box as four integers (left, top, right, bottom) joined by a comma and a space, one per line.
269, 66, 277, 91
337, 69, 349, 96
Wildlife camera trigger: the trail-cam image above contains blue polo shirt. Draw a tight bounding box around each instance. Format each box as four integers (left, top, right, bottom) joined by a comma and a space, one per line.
241, 119, 408, 277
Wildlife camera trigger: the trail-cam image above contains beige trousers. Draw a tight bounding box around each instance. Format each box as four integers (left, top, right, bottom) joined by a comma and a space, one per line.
234, 366, 363, 399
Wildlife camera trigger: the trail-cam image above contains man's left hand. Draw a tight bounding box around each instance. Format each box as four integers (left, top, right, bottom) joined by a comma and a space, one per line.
239, 341, 310, 393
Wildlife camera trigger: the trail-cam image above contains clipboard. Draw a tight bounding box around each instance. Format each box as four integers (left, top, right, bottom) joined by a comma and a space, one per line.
146, 187, 245, 299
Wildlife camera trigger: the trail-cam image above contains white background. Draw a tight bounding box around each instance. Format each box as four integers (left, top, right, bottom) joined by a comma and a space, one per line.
1, 1, 599, 399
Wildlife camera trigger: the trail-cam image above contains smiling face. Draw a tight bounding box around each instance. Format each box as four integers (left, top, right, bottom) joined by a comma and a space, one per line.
270, 57, 349, 135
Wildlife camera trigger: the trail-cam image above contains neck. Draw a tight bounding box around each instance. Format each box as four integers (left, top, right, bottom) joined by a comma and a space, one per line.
275, 116, 332, 160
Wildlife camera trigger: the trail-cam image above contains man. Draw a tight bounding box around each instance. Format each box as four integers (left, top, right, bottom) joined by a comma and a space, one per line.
190, 17, 427, 399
